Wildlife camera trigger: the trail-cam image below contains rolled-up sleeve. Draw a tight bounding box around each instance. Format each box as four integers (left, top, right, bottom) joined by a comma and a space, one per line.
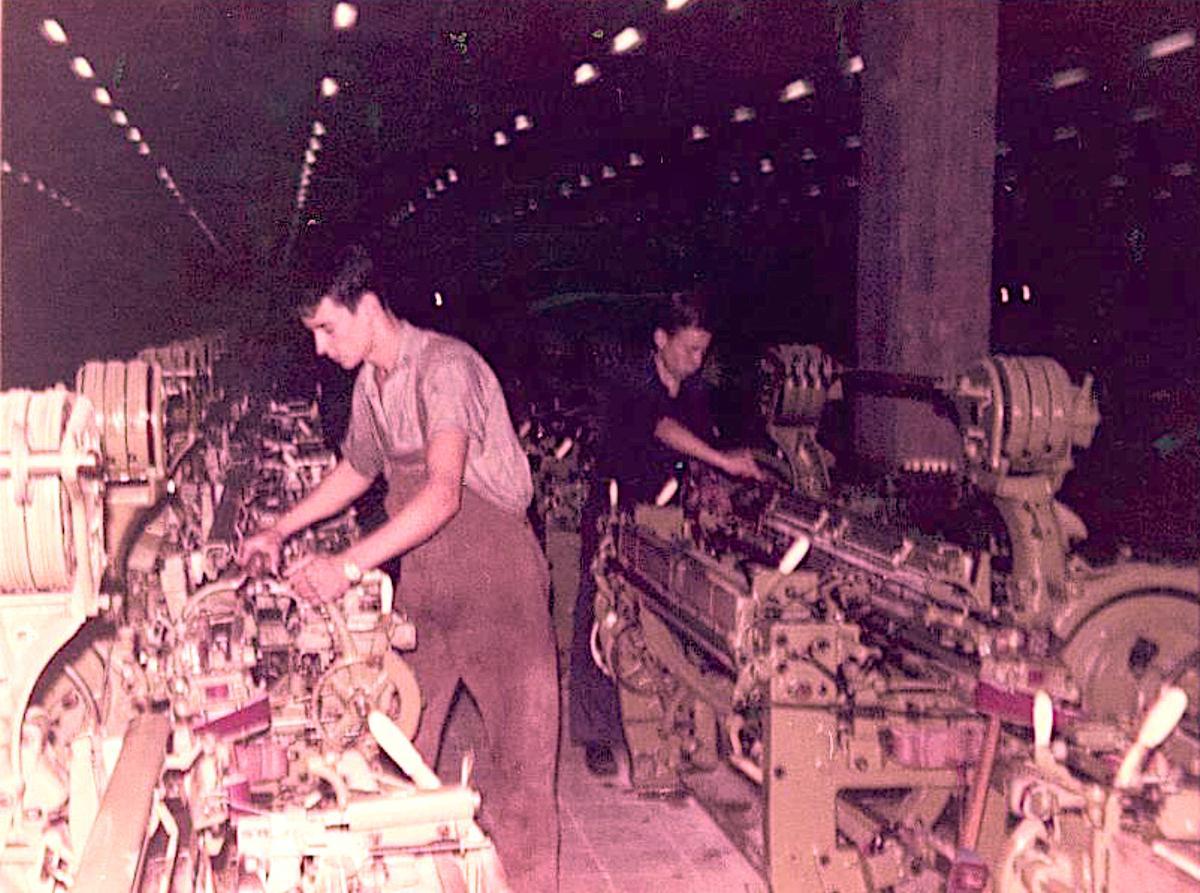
417, 349, 487, 442
339, 377, 384, 479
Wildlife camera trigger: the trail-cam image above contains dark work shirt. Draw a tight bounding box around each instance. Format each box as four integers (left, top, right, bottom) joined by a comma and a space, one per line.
596, 356, 714, 506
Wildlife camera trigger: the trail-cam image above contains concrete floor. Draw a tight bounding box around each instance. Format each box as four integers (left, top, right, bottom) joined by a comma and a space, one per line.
544, 528, 765, 892
557, 741, 766, 893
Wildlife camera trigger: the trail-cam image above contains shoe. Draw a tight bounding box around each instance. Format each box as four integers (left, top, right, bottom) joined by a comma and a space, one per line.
584, 742, 617, 777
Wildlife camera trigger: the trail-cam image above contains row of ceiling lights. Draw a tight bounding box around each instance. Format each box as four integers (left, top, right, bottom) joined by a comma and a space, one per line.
0, 159, 84, 213
406, 28, 1196, 228
286, 4, 355, 224
1045, 28, 1195, 91
308, 6, 1194, 245
284, 6, 355, 252
38, 17, 224, 252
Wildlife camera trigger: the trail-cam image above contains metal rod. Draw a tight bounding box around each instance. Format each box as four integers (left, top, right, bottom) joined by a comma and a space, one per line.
73, 712, 172, 893
960, 712, 1002, 850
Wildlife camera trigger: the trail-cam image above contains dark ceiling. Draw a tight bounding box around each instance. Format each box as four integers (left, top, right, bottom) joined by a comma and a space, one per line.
2, 0, 1197, 387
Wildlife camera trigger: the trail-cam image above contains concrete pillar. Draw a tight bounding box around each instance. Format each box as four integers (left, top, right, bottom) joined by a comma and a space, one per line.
853, 0, 997, 466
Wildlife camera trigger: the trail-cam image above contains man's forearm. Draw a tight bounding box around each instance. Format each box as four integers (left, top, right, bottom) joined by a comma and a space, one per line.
654, 417, 728, 472
340, 479, 460, 571
274, 460, 374, 538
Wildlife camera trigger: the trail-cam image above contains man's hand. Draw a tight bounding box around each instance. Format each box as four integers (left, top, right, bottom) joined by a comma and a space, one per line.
719, 448, 766, 481
285, 554, 350, 605
238, 528, 285, 574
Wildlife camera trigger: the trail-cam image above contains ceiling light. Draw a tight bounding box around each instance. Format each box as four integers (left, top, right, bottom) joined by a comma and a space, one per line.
332, 2, 358, 30
844, 134, 862, 149
70, 56, 95, 79
40, 19, 69, 45
435, 178, 446, 192
309, 137, 322, 151
732, 106, 756, 123
628, 152, 644, 168
1050, 67, 1088, 90
665, 0, 693, 10
1145, 29, 1195, 59
446, 168, 459, 183
304, 150, 317, 164
514, 113, 533, 131
138, 143, 150, 156
111, 109, 128, 126
806, 184, 822, 197
612, 27, 644, 54
759, 157, 775, 174
49, 189, 59, 200
845, 55, 864, 75
18, 173, 30, 185
92, 86, 112, 106
407, 201, 416, 213
126, 127, 142, 142
579, 174, 592, 188
434, 291, 444, 307
801, 147, 817, 161
312, 121, 327, 136
1021, 284, 1032, 302
157, 166, 170, 182
1170, 162, 1194, 178
999, 287, 1010, 304
425, 187, 435, 200
601, 165, 617, 180
494, 130, 509, 147
574, 63, 599, 85
35, 180, 46, 193
729, 171, 741, 184
558, 181, 574, 198
780, 79, 814, 102
1052, 125, 1077, 142
690, 124, 709, 141
0, 161, 10, 174
320, 77, 339, 98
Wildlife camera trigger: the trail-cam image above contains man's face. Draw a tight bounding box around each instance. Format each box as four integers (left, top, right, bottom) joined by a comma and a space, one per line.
654, 325, 712, 381
302, 295, 369, 370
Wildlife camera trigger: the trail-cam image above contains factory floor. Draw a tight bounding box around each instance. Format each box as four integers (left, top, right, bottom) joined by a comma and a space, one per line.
438, 683, 766, 893
556, 737, 766, 893
544, 529, 766, 893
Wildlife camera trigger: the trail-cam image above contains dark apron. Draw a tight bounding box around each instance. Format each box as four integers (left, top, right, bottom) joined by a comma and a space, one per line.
384, 457, 560, 893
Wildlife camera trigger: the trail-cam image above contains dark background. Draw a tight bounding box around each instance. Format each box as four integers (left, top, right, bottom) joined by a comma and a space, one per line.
3, 1, 1197, 558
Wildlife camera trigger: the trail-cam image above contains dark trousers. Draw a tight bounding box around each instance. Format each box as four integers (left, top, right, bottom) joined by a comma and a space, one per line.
567, 487, 624, 748
391, 474, 560, 892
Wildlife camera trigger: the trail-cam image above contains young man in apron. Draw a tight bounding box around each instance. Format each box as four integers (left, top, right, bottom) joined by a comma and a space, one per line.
240, 244, 560, 891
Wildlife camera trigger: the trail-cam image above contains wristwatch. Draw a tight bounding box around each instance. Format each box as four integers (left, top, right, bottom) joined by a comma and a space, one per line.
342, 560, 363, 585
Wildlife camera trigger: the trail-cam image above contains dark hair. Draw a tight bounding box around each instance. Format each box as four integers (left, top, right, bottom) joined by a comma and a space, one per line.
653, 286, 714, 336
293, 243, 375, 318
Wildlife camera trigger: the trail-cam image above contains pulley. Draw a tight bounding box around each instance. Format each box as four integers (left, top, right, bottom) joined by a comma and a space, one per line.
75, 359, 166, 483
0, 388, 105, 595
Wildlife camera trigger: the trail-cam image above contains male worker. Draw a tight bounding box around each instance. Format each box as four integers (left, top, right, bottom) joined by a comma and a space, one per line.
239, 244, 559, 891
569, 287, 763, 779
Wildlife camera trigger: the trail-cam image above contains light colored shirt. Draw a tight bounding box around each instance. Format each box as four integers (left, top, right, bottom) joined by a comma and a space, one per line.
340, 320, 533, 516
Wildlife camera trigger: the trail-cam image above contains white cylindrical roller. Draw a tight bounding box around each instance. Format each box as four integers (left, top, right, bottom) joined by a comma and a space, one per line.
654, 476, 679, 507
778, 534, 811, 575
368, 710, 441, 790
